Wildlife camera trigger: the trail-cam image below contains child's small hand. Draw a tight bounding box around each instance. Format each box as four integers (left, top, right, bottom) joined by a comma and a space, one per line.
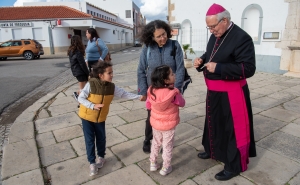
140, 95, 147, 101
93, 104, 104, 110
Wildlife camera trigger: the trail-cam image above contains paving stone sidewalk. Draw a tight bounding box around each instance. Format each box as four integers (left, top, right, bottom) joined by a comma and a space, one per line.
1, 59, 300, 185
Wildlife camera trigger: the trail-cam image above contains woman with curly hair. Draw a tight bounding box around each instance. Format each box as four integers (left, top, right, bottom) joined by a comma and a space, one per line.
137, 20, 185, 153
68, 35, 89, 100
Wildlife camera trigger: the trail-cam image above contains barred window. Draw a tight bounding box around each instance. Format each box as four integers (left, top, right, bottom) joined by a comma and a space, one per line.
125, 10, 131, 18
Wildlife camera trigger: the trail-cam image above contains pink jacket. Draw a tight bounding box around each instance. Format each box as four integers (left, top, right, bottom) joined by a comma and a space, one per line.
146, 87, 185, 131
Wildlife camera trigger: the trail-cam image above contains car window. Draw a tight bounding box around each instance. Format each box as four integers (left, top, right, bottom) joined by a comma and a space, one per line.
24, 41, 31, 45
1, 41, 13, 47
12, 41, 22, 46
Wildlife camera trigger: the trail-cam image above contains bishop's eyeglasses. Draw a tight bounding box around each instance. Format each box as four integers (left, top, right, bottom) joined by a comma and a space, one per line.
206, 18, 224, 30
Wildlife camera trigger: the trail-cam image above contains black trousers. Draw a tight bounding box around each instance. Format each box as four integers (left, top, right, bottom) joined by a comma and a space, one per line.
88, 60, 98, 72
145, 110, 153, 141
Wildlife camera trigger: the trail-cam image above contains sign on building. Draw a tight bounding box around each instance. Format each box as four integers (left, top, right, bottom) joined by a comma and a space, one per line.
0, 22, 32, 27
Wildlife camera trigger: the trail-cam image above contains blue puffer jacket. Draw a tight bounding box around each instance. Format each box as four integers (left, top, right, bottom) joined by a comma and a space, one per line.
137, 39, 185, 95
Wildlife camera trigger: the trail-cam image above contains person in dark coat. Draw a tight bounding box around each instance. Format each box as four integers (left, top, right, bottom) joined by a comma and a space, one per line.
68, 35, 89, 98
193, 3, 257, 181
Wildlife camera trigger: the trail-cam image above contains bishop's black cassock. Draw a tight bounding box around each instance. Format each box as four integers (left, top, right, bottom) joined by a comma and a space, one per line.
197, 23, 257, 173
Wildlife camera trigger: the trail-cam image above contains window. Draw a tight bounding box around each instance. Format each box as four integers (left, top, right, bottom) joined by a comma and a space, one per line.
87, 10, 90, 14
125, 10, 131, 18
97, 13, 98, 17
241, 4, 263, 44
32, 28, 43, 40
12, 41, 22, 46
1, 41, 13, 47
24, 41, 30, 45
91, 11, 93, 15
12, 29, 22, 40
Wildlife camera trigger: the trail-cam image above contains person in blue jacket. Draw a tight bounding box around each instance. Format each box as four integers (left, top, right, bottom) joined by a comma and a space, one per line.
137, 20, 185, 153
85, 28, 109, 71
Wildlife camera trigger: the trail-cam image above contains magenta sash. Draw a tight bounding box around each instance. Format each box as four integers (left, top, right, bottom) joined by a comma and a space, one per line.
205, 78, 250, 172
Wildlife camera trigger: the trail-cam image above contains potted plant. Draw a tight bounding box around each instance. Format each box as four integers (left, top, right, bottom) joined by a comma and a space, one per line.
182, 44, 195, 68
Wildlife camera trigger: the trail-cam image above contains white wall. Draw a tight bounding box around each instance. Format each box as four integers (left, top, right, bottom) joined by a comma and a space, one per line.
0, 21, 49, 46
86, 4, 117, 21
23, 2, 85, 11
86, 0, 133, 26
171, 0, 288, 56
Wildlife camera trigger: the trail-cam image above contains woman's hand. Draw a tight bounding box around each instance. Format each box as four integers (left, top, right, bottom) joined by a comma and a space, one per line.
140, 95, 147, 101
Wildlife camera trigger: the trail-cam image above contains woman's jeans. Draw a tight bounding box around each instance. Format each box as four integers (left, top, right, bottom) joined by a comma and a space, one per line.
81, 119, 106, 164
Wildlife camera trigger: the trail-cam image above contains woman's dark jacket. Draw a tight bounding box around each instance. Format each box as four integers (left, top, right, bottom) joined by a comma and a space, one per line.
69, 50, 89, 77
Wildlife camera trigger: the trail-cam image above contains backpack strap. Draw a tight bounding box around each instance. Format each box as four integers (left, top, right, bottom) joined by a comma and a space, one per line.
171, 40, 177, 60
146, 46, 150, 70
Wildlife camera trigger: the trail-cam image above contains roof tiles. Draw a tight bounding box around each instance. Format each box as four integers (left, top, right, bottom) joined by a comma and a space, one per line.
0, 6, 91, 20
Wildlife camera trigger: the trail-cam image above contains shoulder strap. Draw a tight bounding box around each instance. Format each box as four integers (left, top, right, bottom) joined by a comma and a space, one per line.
95, 39, 101, 55
146, 46, 150, 69
171, 40, 176, 60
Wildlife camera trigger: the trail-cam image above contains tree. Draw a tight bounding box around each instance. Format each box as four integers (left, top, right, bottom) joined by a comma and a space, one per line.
182, 44, 195, 59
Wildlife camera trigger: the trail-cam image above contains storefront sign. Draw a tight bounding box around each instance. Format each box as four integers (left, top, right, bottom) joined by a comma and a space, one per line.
0, 22, 32, 27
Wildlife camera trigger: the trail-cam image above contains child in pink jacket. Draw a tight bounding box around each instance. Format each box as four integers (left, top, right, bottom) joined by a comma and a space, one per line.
146, 65, 185, 176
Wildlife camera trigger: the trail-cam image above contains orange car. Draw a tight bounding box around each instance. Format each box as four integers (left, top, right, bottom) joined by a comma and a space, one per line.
0, 39, 44, 60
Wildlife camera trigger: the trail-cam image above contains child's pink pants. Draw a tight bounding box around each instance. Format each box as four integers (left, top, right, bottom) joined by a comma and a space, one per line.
149, 128, 175, 168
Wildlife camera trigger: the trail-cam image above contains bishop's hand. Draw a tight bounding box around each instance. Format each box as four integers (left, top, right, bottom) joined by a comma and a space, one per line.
193, 57, 203, 68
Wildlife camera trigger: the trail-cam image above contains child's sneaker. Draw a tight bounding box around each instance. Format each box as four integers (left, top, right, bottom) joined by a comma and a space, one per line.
159, 166, 172, 176
96, 157, 105, 169
89, 163, 98, 176
150, 162, 160, 171
73, 92, 78, 101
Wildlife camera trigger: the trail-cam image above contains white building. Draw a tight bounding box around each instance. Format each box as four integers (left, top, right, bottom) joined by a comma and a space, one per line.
168, 0, 300, 76
0, 1, 134, 54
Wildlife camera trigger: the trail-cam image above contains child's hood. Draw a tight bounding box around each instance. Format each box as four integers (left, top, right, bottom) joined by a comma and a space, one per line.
148, 88, 179, 111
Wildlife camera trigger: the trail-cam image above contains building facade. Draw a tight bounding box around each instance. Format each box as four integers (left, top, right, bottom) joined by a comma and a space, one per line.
86, 0, 145, 42
168, 0, 300, 76
0, 1, 143, 55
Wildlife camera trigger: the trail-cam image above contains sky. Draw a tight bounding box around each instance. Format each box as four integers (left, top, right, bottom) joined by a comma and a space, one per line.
0, 0, 167, 22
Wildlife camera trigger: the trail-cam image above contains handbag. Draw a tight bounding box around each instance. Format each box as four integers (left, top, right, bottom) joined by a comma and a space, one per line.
96, 39, 111, 62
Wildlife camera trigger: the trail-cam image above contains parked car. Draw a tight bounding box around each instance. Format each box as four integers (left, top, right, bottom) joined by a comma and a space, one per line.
134, 39, 142, 47
0, 39, 44, 60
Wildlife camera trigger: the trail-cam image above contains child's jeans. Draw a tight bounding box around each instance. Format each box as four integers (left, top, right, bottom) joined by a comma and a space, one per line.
150, 128, 175, 168
82, 119, 106, 164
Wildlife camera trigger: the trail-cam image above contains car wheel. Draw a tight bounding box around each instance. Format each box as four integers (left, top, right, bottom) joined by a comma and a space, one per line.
34, 55, 40, 59
24, 51, 34, 60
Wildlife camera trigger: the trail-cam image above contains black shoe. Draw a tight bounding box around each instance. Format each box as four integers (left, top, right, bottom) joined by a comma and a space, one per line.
215, 170, 239, 181
143, 140, 151, 153
197, 152, 210, 159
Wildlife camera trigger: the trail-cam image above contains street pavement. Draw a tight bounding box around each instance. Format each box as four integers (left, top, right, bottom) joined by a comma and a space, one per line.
1, 58, 300, 185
